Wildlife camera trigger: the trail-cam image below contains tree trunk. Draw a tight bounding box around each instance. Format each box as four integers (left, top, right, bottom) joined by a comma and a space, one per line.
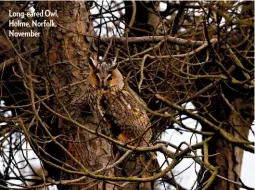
199, 95, 254, 190
0, 1, 253, 190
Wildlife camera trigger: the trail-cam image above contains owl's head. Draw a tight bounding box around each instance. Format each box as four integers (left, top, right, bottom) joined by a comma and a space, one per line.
88, 57, 124, 91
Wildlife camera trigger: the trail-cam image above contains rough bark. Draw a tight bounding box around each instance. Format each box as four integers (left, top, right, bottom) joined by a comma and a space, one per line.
197, 95, 254, 190
0, 1, 253, 190
36, 2, 113, 189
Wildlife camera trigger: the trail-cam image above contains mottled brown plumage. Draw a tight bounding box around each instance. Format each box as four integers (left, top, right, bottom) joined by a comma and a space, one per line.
87, 57, 159, 190
87, 57, 152, 147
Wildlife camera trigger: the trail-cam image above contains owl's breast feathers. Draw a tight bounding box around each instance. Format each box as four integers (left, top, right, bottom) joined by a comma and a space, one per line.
98, 89, 152, 146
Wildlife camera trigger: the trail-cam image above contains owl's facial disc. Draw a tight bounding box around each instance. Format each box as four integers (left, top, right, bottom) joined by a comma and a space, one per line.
88, 59, 123, 91
95, 71, 113, 91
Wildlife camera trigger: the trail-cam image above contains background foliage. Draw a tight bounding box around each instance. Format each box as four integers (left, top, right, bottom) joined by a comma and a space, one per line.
0, 1, 253, 190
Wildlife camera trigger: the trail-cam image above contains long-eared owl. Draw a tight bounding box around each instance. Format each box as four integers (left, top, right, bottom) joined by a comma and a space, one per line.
87, 56, 153, 147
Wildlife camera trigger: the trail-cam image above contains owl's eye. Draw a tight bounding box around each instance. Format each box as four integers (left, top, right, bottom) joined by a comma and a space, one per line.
94, 69, 99, 73
107, 75, 113, 81
107, 74, 113, 81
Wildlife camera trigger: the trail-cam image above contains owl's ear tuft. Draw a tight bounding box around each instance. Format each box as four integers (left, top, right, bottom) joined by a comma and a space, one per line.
111, 58, 119, 70
89, 57, 98, 70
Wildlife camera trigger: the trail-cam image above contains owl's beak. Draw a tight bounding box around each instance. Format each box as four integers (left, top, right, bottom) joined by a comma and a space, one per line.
100, 84, 109, 93
101, 80, 109, 91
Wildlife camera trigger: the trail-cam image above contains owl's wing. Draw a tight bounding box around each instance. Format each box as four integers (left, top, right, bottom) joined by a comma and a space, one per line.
101, 90, 152, 145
